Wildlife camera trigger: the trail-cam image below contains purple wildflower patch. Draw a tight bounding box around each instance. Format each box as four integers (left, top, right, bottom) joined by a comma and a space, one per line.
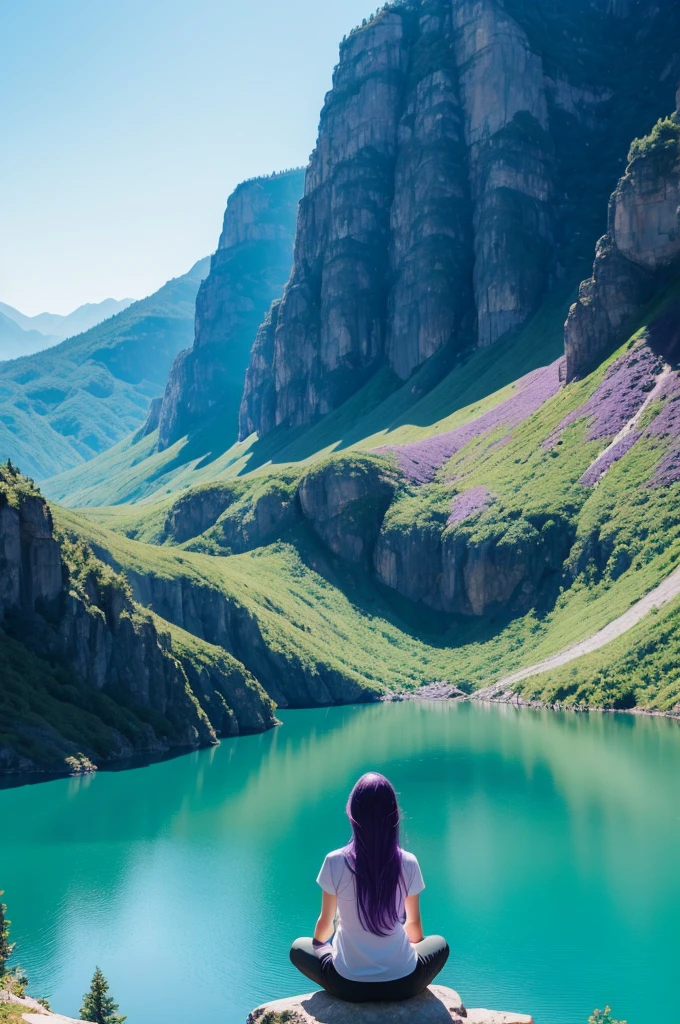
579, 432, 641, 486
377, 358, 563, 484
545, 345, 664, 449
647, 374, 680, 486
447, 485, 494, 525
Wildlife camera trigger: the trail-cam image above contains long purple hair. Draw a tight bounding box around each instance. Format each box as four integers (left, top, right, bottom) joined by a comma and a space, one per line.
344, 772, 405, 936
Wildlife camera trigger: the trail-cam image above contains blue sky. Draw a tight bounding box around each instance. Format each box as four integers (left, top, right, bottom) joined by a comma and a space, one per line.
1, 0, 372, 314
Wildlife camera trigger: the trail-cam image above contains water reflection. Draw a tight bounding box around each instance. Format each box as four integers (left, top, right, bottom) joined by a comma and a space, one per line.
0, 703, 678, 1024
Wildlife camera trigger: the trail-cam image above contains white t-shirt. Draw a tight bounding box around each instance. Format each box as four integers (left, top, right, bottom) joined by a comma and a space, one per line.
316, 847, 425, 983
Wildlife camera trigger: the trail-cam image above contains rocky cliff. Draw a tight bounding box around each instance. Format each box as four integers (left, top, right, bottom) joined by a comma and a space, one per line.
239, 0, 679, 439
0, 464, 276, 774
156, 170, 304, 450
565, 106, 680, 379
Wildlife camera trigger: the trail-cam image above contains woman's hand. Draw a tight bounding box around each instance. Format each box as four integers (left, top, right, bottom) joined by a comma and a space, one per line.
313, 891, 338, 944
404, 894, 424, 944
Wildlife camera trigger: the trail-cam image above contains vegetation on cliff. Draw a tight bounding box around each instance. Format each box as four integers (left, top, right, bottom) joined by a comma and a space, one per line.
0, 463, 276, 774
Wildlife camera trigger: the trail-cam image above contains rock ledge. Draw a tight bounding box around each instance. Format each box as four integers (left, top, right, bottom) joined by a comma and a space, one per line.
248, 985, 533, 1024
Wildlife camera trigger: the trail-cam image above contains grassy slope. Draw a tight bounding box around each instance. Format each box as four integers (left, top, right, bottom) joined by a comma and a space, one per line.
516, 592, 680, 711
0, 258, 208, 481
43, 279, 573, 508
40, 280, 680, 714
51, 334, 680, 709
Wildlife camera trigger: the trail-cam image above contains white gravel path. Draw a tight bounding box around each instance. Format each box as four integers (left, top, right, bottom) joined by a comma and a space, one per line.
473, 562, 680, 700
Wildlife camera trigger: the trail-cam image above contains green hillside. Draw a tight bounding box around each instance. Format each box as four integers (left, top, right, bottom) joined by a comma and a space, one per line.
0, 258, 208, 481
44, 279, 680, 715
42, 281, 574, 508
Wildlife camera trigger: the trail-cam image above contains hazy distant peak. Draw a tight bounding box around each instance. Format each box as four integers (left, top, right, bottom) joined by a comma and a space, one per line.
0, 296, 136, 342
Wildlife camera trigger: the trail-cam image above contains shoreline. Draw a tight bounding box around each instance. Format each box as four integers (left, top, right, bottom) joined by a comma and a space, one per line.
4, 686, 678, 790
0, 720, 281, 792
387, 680, 680, 721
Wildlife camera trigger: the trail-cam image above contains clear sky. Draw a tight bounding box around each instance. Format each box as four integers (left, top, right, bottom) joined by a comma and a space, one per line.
1, 0, 372, 315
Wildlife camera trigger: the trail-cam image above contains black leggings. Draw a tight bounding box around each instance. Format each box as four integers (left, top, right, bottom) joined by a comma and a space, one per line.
290, 935, 449, 1002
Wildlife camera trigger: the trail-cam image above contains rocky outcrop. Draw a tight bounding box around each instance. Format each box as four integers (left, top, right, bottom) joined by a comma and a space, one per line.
239, 300, 281, 439
0, 466, 276, 774
105, 557, 374, 710
565, 111, 680, 379
248, 986, 533, 1024
157, 170, 304, 450
163, 475, 301, 553
164, 484, 238, 544
299, 455, 400, 563
1, 991, 81, 1023
239, 0, 677, 439
375, 509, 571, 617
0, 488, 62, 621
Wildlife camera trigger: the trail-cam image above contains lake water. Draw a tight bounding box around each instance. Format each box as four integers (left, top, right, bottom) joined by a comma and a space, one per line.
0, 702, 678, 1024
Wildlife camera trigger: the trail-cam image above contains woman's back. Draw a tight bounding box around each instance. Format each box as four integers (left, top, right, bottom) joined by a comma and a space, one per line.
290, 772, 449, 1003
317, 847, 425, 981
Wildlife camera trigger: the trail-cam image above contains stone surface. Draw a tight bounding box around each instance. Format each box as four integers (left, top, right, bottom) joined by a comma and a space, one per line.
0, 992, 80, 1023
374, 507, 570, 617
298, 455, 399, 564
158, 170, 303, 449
247, 986, 533, 1024
452, 0, 553, 349
565, 107, 680, 380
385, 1, 473, 380
22, 1015, 80, 1024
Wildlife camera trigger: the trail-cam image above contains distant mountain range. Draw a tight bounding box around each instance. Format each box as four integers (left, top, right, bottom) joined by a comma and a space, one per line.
0, 259, 208, 479
0, 296, 134, 360
0, 310, 57, 361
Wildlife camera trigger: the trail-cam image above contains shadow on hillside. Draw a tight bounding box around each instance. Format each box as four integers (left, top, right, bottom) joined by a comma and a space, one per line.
232, 285, 573, 479
287, 525, 564, 671
646, 296, 680, 367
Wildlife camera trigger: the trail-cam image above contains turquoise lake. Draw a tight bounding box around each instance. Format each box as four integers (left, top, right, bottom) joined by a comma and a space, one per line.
0, 702, 678, 1024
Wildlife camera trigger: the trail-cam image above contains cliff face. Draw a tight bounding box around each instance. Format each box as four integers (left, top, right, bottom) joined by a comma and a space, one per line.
157, 170, 304, 450
239, 0, 678, 440
565, 110, 680, 379
0, 466, 276, 774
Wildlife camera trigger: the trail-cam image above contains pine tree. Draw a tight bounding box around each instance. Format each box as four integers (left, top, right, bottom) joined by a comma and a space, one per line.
79, 967, 126, 1024
0, 892, 16, 978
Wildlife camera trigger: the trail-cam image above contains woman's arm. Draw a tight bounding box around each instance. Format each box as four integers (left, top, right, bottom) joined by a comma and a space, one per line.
404, 894, 424, 944
313, 891, 338, 944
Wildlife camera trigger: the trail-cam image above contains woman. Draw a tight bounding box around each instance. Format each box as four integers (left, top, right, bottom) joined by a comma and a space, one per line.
290, 772, 449, 1002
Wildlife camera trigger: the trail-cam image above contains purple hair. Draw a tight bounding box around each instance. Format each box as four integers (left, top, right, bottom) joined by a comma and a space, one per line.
344, 772, 405, 937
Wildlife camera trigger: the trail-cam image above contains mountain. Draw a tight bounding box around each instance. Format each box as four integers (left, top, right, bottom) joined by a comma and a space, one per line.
0, 296, 134, 344
240, 0, 680, 437
40, 99, 680, 725
0, 464, 275, 774
0, 310, 58, 361
0, 258, 208, 481
156, 169, 304, 450
3, 0, 680, 776
47, 0, 679, 510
